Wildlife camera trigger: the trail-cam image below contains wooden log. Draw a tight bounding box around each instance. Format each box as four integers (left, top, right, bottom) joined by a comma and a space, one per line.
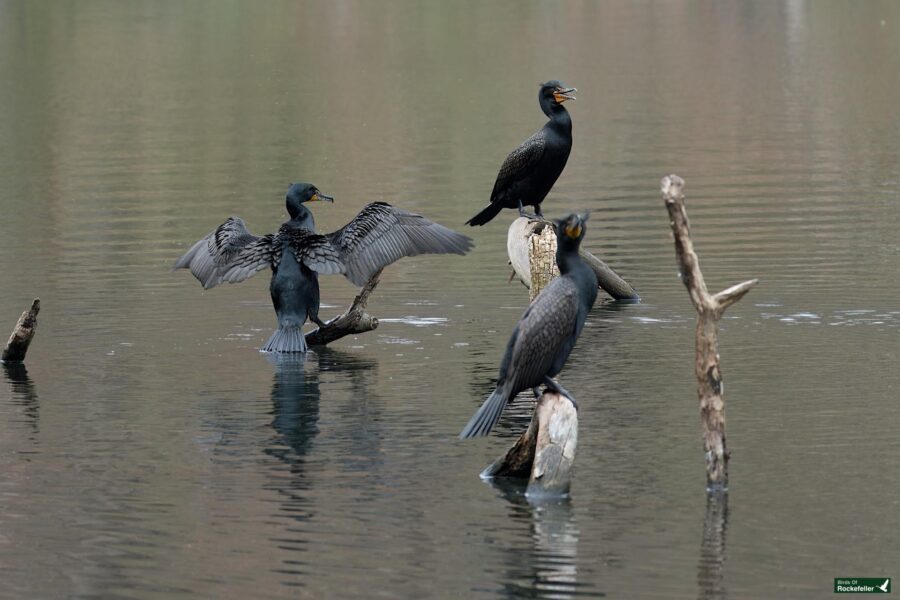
2, 299, 40, 363
305, 269, 382, 346
507, 217, 639, 301
662, 175, 758, 491
481, 392, 578, 497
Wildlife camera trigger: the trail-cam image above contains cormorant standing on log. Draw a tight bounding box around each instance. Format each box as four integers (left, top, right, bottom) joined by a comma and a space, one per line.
459, 213, 597, 438
175, 183, 473, 353
466, 81, 576, 226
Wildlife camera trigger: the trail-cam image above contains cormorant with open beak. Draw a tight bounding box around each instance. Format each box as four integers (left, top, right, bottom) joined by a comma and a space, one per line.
467, 81, 576, 226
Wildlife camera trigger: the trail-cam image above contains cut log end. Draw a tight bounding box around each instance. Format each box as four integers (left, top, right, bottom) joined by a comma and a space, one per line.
2, 299, 40, 364
481, 392, 578, 497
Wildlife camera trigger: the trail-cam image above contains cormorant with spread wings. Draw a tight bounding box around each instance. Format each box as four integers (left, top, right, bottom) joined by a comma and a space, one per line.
175, 183, 473, 352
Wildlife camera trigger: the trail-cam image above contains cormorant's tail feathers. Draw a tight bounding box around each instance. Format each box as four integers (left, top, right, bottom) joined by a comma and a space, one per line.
466, 203, 503, 227
260, 325, 308, 353
459, 387, 508, 438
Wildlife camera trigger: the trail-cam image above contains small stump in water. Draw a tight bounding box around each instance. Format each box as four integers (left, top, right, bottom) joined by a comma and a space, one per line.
481, 392, 578, 497
2, 299, 40, 364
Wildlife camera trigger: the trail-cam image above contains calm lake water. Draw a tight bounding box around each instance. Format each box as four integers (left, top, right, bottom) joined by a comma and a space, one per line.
1, 1, 899, 598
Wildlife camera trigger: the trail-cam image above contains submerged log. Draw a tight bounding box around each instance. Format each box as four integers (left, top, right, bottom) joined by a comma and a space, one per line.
2, 299, 40, 363
662, 175, 758, 491
481, 392, 578, 497
305, 269, 382, 346
507, 217, 639, 301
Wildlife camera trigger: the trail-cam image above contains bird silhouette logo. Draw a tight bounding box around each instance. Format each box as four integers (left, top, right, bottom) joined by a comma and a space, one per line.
878, 579, 890, 593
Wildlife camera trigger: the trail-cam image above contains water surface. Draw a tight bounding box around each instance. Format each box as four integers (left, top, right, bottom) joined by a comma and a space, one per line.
1, 2, 899, 598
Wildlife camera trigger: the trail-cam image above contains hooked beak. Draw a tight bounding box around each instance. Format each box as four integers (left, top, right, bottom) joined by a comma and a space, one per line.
553, 87, 577, 103
312, 192, 334, 203
555, 212, 588, 240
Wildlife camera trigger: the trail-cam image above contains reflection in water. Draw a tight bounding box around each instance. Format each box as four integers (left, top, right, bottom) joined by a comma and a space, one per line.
263, 350, 377, 580
493, 481, 595, 600
3, 362, 38, 435
697, 493, 729, 600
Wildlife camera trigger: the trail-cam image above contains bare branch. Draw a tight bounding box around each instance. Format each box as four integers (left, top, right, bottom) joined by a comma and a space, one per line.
713, 279, 759, 314
305, 270, 382, 346
662, 175, 758, 491
662, 175, 712, 312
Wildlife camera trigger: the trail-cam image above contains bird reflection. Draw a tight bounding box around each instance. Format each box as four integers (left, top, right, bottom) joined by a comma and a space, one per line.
492, 480, 596, 600
3, 362, 39, 435
265, 348, 377, 470
697, 493, 729, 600
263, 349, 377, 569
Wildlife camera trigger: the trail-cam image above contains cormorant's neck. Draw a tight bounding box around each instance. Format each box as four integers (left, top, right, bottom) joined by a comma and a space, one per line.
287, 202, 309, 221
543, 103, 571, 134
555, 240, 584, 275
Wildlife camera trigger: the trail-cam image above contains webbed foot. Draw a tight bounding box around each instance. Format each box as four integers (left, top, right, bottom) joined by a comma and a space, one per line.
542, 376, 578, 409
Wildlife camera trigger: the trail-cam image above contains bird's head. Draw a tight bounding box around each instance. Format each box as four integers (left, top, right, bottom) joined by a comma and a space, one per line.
539, 80, 576, 111
285, 182, 333, 219
553, 212, 589, 249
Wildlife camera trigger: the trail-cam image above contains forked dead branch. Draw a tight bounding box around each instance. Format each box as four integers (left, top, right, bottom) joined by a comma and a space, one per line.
662, 174, 758, 491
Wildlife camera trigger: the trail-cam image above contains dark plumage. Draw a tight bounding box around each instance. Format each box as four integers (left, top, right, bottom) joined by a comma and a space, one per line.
175, 183, 473, 352
459, 213, 597, 438
466, 81, 576, 226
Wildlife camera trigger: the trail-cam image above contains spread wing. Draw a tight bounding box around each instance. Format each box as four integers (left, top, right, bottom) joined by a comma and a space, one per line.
326, 202, 474, 286
174, 217, 275, 289
501, 277, 580, 392
491, 129, 546, 199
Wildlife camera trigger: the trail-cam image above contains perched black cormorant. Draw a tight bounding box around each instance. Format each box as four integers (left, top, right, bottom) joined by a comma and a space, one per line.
466, 81, 576, 226
459, 213, 597, 438
175, 183, 473, 353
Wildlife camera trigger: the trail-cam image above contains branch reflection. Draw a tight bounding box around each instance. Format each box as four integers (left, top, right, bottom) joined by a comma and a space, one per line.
697, 492, 729, 600
4, 362, 39, 434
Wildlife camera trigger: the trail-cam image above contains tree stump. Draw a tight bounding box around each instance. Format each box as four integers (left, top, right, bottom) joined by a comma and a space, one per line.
662, 175, 758, 491
507, 217, 639, 301
305, 269, 382, 346
481, 392, 578, 497
2, 299, 40, 363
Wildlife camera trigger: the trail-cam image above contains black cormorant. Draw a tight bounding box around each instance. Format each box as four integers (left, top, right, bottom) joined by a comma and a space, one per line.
466, 81, 576, 226
175, 183, 473, 353
459, 212, 597, 438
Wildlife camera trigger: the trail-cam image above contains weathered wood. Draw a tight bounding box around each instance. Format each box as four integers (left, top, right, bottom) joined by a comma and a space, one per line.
529, 222, 559, 302
506, 217, 639, 301
305, 270, 381, 346
2, 299, 40, 363
481, 392, 578, 497
662, 175, 758, 491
